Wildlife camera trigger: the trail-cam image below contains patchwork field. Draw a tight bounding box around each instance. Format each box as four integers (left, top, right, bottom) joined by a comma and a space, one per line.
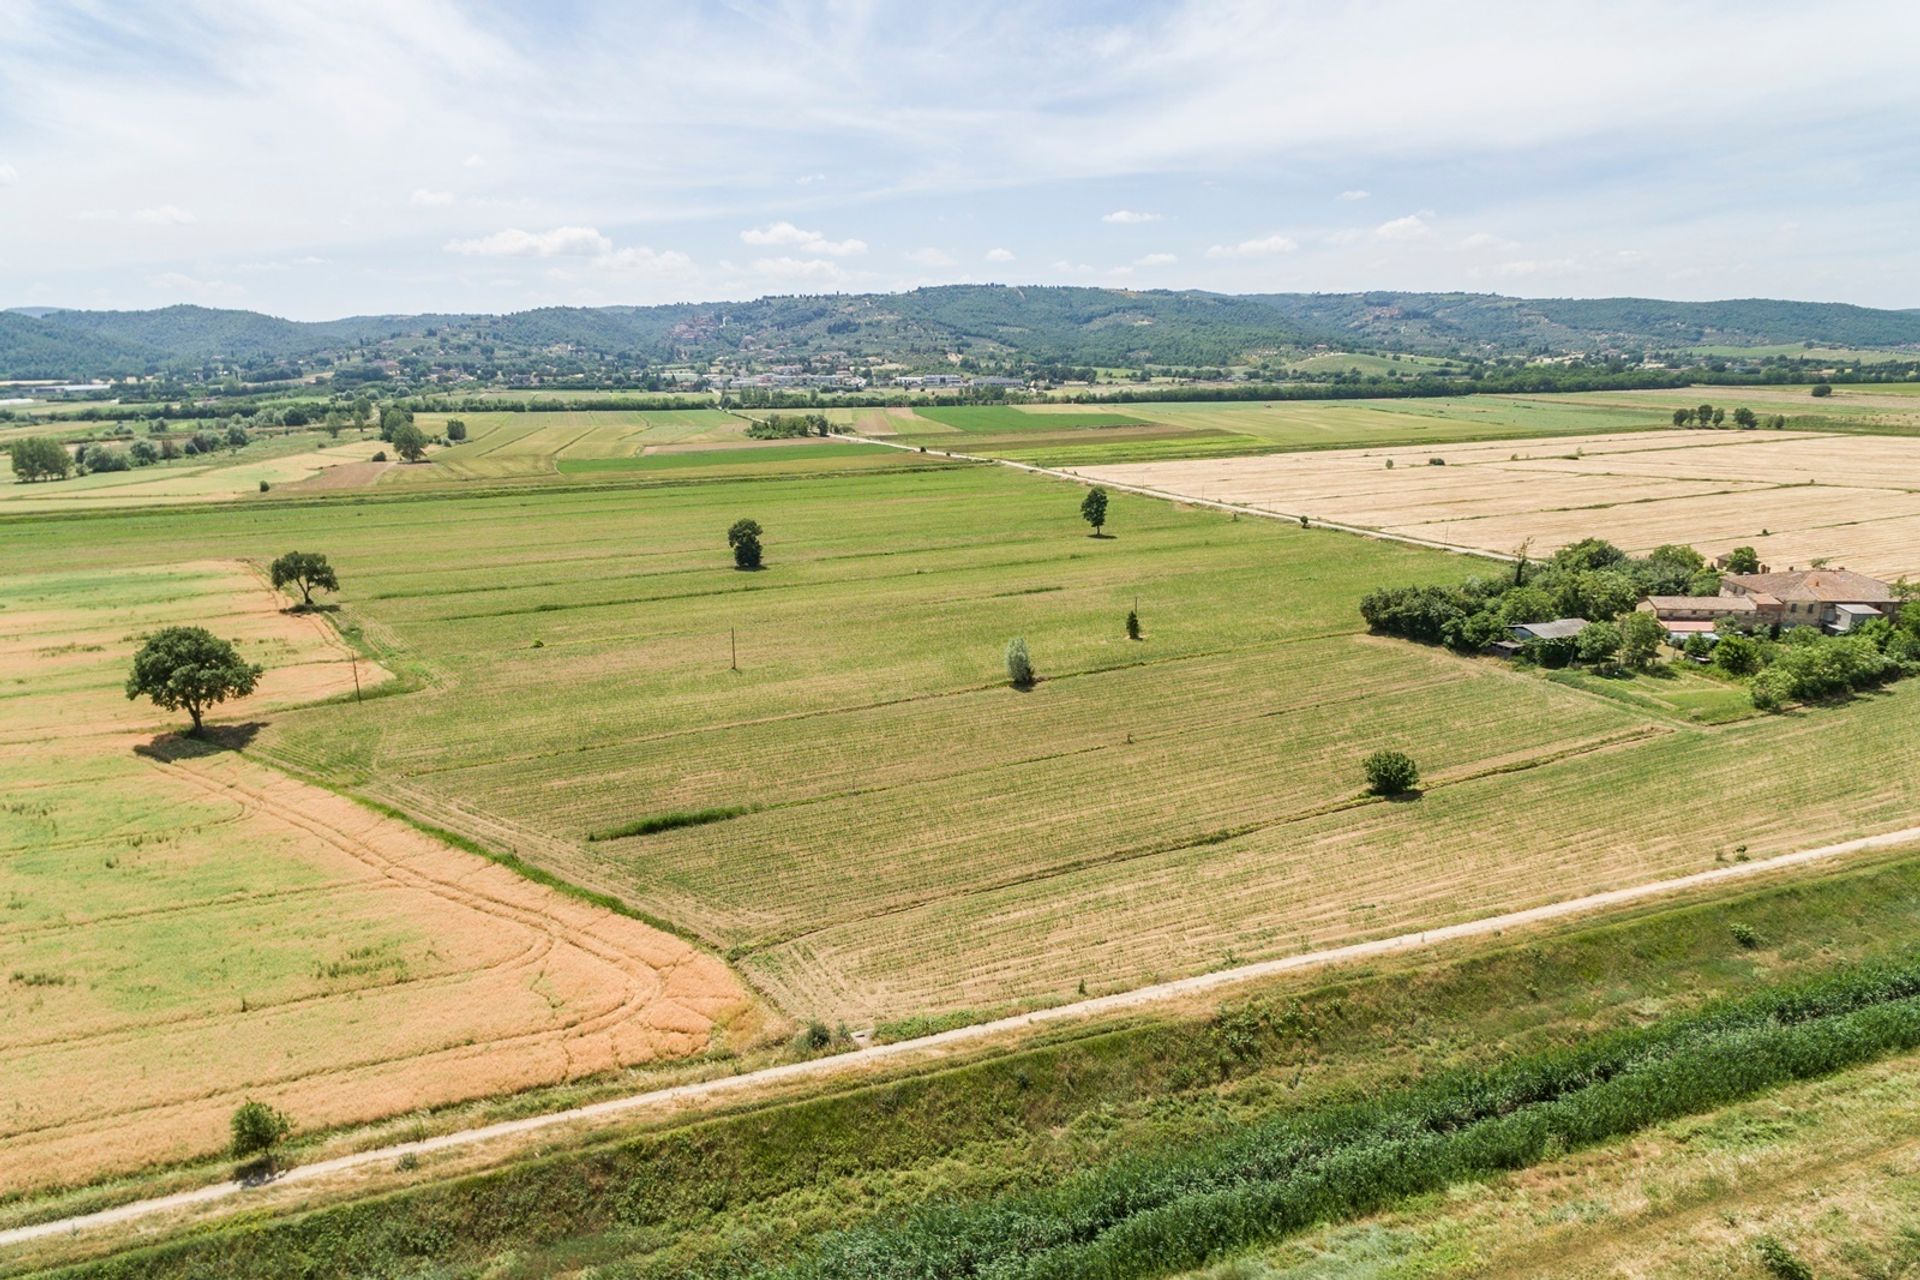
1081, 429, 1920, 581
20, 464, 1920, 1034
0, 562, 747, 1189
0, 435, 389, 512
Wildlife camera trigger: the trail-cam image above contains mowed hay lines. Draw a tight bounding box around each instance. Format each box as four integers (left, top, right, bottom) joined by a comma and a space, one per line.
410, 410, 745, 480
0, 565, 748, 1190
1083, 429, 1920, 579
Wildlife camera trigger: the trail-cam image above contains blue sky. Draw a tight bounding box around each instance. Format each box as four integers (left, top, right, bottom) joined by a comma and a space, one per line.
2, 0, 1918, 319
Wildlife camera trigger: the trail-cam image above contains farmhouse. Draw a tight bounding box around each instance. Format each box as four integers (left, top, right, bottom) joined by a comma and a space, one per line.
1639, 568, 1894, 634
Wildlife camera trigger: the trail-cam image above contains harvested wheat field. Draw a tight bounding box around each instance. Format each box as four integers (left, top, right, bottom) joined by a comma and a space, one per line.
1080, 429, 1920, 580
0, 563, 750, 1189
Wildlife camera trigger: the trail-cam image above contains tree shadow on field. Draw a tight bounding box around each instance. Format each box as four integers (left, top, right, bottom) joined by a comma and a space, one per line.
1380, 789, 1425, 803
135, 721, 263, 762
281, 602, 340, 616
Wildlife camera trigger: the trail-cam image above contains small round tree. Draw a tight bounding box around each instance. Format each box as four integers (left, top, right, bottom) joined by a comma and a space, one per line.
1575, 620, 1622, 668
1362, 748, 1419, 796
269, 551, 339, 609
230, 1099, 292, 1172
1080, 487, 1110, 537
1005, 636, 1035, 688
728, 518, 764, 570
125, 626, 263, 735
445, 419, 468, 442
1125, 607, 1141, 640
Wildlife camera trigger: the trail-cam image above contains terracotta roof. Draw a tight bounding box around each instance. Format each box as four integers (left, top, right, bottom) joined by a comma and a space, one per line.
1721, 569, 1894, 603
1644, 595, 1756, 612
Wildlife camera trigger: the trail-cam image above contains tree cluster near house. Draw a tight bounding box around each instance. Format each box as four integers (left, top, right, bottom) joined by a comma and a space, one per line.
1361, 536, 1920, 709
1360, 538, 1718, 657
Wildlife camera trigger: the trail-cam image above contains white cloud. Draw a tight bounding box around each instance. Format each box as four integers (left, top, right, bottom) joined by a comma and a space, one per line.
739, 221, 865, 255
1375, 213, 1434, 240
1337, 189, 1370, 201
445, 225, 611, 257
1134, 252, 1178, 266
751, 255, 847, 282
1101, 209, 1163, 224
795, 172, 827, 185
131, 204, 197, 225
410, 188, 455, 206
904, 247, 955, 267
0, 164, 15, 186
462, 153, 485, 168
984, 247, 1016, 263
1205, 233, 1297, 258
1458, 231, 1506, 250
596, 245, 694, 274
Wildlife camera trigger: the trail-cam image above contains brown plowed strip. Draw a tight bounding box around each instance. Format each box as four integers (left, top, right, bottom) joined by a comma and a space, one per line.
0, 560, 751, 1191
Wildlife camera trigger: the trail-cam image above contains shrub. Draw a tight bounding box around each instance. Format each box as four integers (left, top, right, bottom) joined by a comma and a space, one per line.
230, 1099, 292, 1168
1125, 608, 1141, 641
1575, 620, 1622, 667
259, 480, 271, 493
1730, 922, 1761, 949
1755, 1236, 1814, 1280
129, 439, 159, 466
370, 450, 387, 462
445, 419, 468, 441
1005, 637, 1035, 688
1362, 749, 1419, 796
81, 443, 130, 473
1810, 382, 1832, 398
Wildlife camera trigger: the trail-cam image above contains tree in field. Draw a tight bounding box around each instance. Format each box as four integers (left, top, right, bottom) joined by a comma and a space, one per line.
125, 626, 263, 735
1362, 748, 1419, 796
1576, 620, 1622, 667
129, 439, 159, 466
445, 419, 468, 442
1080, 487, 1110, 537
1672, 408, 1692, 427
1811, 382, 1832, 398
728, 518, 764, 569
226, 423, 250, 449
1005, 636, 1035, 688
1618, 610, 1666, 671
1711, 407, 1725, 427
390, 423, 429, 462
1125, 607, 1141, 640
1732, 406, 1757, 429
1723, 545, 1762, 574
9, 436, 72, 482
1696, 403, 1715, 427
230, 1100, 292, 1172
351, 395, 373, 434
378, 403, 412, 441
323, 409, 346, 438
269, 551, 340, 608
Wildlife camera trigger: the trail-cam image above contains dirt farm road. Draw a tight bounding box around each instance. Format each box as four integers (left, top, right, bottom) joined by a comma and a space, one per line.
7, 820, 1918, 1252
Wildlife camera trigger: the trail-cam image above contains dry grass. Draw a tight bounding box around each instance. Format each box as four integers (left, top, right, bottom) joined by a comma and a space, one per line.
1083, 429, 1920, 579
0, 563, 750, 1191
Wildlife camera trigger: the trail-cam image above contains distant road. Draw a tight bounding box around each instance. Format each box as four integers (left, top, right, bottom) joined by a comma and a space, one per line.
7, 820, 1916, 1252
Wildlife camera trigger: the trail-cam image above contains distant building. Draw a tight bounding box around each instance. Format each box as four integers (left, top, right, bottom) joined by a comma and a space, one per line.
1508, 618, 1591, 643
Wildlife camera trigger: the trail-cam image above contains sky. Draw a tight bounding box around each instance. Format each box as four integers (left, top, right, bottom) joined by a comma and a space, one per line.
2, 0, 1918, 320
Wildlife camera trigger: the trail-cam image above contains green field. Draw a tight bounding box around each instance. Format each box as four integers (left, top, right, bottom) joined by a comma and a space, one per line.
13, 461, 1920, 1031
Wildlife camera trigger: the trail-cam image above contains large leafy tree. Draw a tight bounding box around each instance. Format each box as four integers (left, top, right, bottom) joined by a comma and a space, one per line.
390, 423, 429, 462
125, 626, 263, 735
728, 518, 764, 570
269, 551, 340, 608
9, 436, 72, 482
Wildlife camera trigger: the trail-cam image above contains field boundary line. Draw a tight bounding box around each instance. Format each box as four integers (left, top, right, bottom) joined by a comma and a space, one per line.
8, 819, 1919, 1251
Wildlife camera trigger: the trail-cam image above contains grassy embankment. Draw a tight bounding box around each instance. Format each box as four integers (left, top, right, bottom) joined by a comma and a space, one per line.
20, 848, 1920, 1279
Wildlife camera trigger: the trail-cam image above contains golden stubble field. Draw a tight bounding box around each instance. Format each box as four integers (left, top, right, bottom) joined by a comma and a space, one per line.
1079, 429, 1920, 580
0, 562, 750, 1190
